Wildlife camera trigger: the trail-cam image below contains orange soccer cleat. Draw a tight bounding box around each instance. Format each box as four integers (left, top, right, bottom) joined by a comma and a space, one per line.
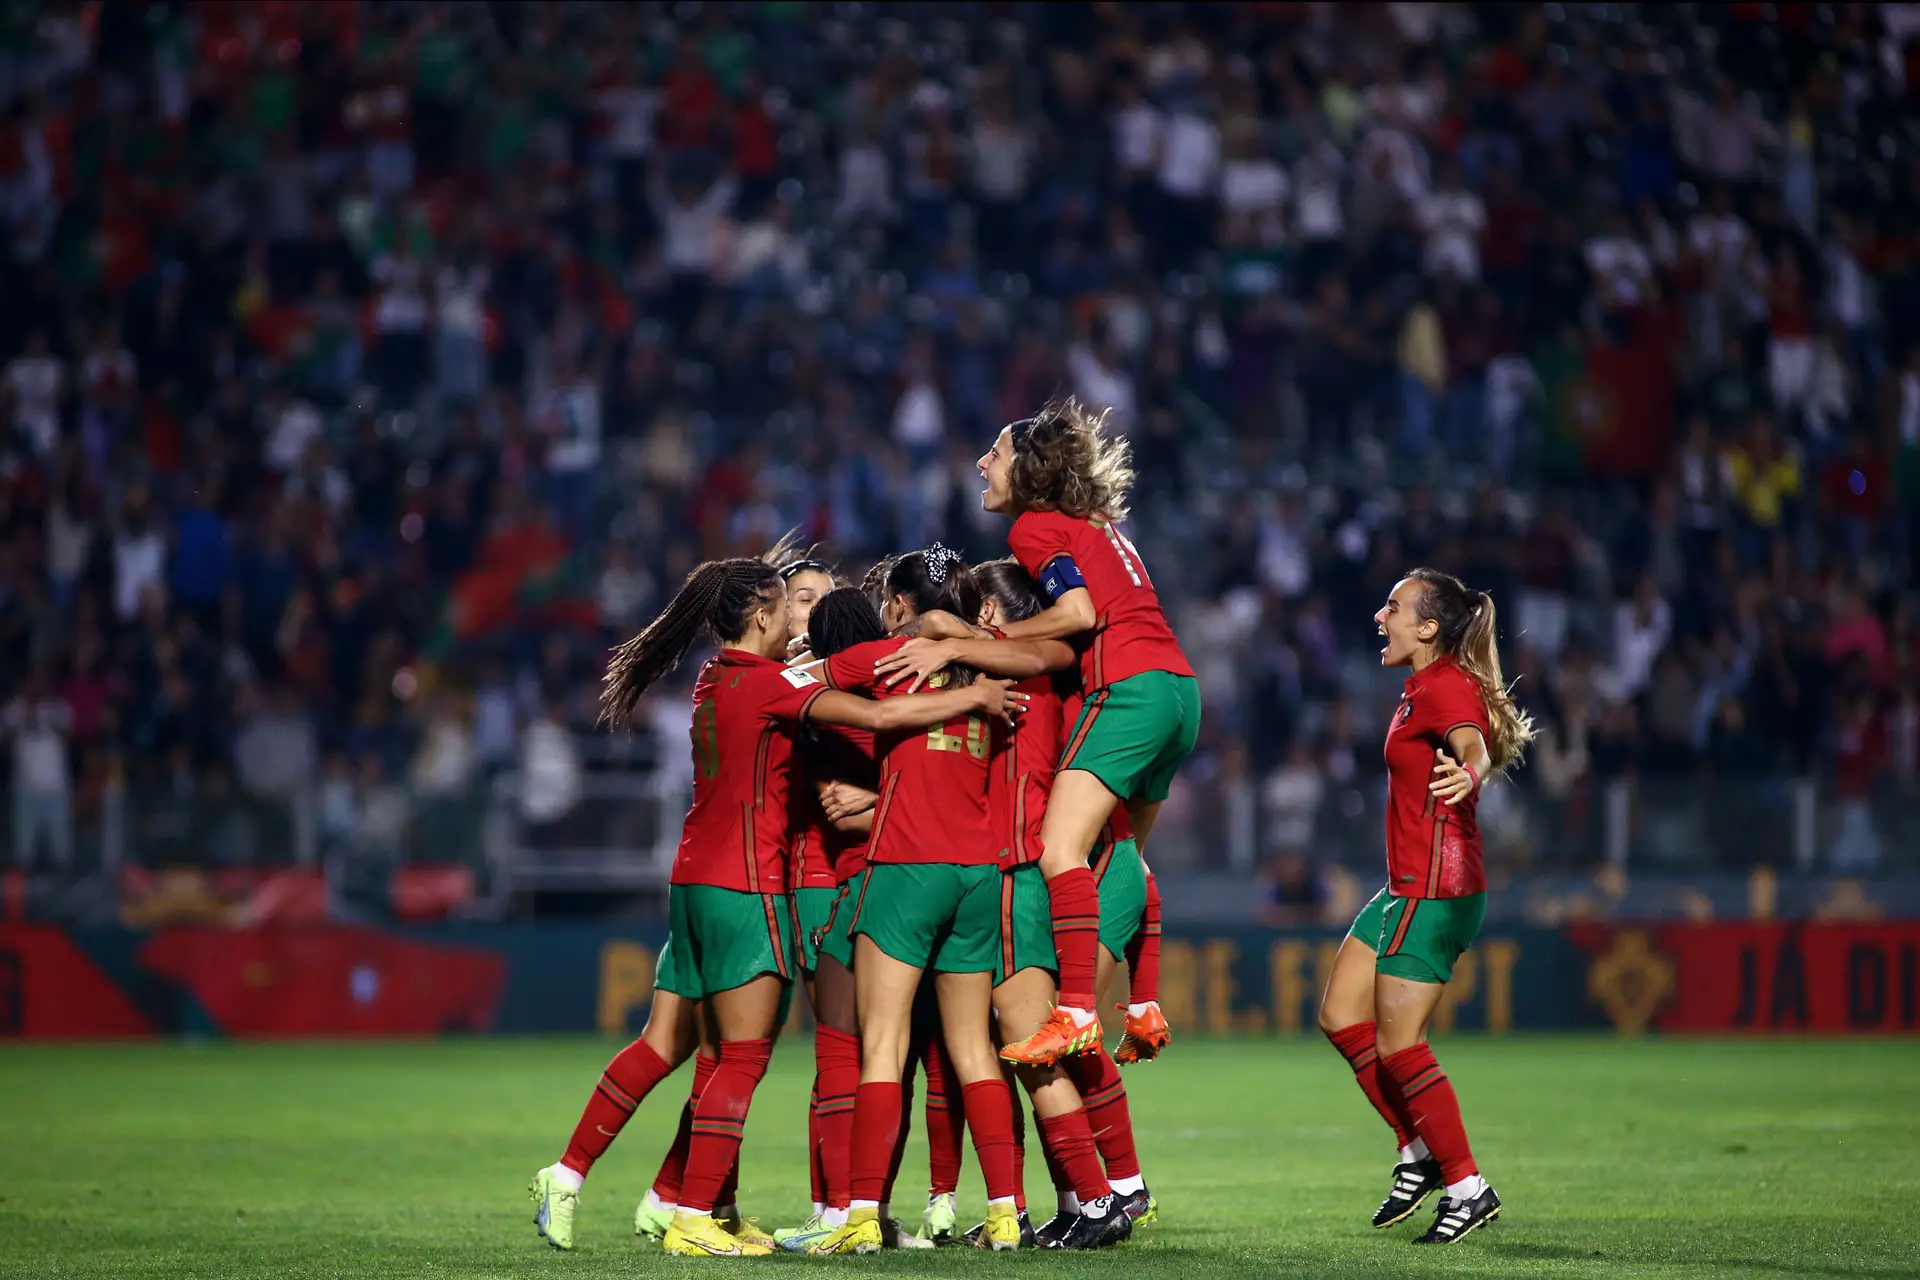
998, 1007, 1101, 1067
1112, 1001, 1172, 1064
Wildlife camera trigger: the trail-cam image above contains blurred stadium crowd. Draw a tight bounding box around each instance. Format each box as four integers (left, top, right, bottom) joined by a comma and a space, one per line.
4, 1, 1920, 905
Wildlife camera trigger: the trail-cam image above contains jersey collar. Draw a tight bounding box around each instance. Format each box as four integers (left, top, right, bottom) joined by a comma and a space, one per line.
1404, 653, 1459, 695
714, 647, 778, 667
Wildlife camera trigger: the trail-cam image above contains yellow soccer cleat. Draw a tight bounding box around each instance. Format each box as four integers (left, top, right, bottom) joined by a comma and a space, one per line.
984, 1201, 1024, 1251
528, 1165, 580, 1251
663, 1210, 772, 1257
808, 1206, 884, 1256
922, 1191, 959, 1245
718, 1210, 777, 1250
634, 1190, 676, 1240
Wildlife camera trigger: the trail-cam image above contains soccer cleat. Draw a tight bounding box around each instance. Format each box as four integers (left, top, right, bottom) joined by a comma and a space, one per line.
1413, 1185, 1502, 1245
999, 1007, 1101, 1067
663, 1210, 771, 1256
773, 1213, 833, 1252
1114, 1001, 1172, 1063
1033, 1211, 1077, 1248
528, 1166, 579, 1251
964, 1208, 1036, 1248
1049, 1200, 1136, 1250
1115, 1187, 1158, 1226
717, 1210, 777, 1250
923, 1191, 960, 1245
983, 1201, 1025, 1250
808, 1207, 884, 1256
1373, 1159, 1443, 1229
634, 1192, 676, 1240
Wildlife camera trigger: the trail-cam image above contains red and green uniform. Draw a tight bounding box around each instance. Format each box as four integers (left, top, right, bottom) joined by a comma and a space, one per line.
1010, 510, 1201, 803
822, 639, 1001, 974
1349, 655, 1491, 984
789, 722, 876, 971
991, 673, 1070, 985
654, 649, 825, 1000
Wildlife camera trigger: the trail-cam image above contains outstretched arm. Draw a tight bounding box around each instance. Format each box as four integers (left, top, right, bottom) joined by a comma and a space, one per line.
993, 588, 1098, 643
805, 681, 1025, 734
873, 636, 1075, 692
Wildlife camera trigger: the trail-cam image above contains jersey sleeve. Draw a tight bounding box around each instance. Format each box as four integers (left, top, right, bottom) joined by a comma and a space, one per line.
749, 662, 830, 725
1423, 669, 1492, 743
1007, 512, 1077, 580
820, 637, 901, 697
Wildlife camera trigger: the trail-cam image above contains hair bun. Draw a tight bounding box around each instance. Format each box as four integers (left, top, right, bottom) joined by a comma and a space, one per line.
923, 541, 966, 586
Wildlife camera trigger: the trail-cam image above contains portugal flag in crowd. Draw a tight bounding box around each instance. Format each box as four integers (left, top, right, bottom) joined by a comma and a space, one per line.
425, 519, 599, 656
1534, 303, 1679, 481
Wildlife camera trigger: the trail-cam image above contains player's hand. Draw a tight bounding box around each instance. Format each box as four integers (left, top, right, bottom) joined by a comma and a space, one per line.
820, 782, 877, 822
786, 633, 812, 661
1430, 750, 1479, 806
875, 638, 961, 693
972, 677, 1030, 725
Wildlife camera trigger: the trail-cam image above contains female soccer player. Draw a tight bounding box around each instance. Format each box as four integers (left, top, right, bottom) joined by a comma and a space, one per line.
1317, 569, 1533, 1245
528, 555, 1021, 1257
882, 560, 1152, 1244
966, 398, 1200, 1065
805, 547, 1035, 1255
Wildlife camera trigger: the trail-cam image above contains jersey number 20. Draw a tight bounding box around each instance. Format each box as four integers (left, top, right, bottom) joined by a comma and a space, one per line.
927, 717, 989, 759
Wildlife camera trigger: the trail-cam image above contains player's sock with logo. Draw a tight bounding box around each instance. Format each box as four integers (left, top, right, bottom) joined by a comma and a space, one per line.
677, 1039, 773, 1214
1062, 1046, 1141, 1187
1126, 875, 1163, 1003
961, 1079, 1020, 1205
1327, 1021, 1417, 1147
923, 1037, 966, 1197
649, 1052, 718, 1203
1379, 1044, 1478, 1185
1035, 1107, 1112, 1208
849, 1081, 905, 1205
561, 1037, 676, 1179
815, 1028, 861, 1209
1047, 866, 1103, 1019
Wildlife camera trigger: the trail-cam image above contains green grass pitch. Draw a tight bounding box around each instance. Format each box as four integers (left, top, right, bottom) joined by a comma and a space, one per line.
2, 1036, 1915, 1279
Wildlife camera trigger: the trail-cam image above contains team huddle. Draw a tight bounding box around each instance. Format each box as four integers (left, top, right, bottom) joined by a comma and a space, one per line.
526, 398, 1533, 1256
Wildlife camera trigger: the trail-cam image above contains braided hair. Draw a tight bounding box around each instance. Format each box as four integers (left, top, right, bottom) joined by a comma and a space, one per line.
601, 558, 784, 727
1405, 567, 1536, 772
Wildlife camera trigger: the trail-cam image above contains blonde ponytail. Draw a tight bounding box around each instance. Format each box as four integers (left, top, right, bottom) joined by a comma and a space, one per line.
1455, 593, 1535, 772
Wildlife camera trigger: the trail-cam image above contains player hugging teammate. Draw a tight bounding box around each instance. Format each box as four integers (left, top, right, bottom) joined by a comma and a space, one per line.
527, 398, 1520, 1257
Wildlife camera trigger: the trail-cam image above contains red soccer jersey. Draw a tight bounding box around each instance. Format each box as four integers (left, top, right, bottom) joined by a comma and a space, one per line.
823, 638, 996, 867
1008, 510, 1193, 692
671, 649, 828, 891
787, 722, 878, 888
990, 672, 1071, 869
1382, 656, 1492, 899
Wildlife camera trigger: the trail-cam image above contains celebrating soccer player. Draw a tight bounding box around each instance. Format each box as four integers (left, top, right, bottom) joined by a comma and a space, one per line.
528, 555, 1021, 1257
1317, 569, 1533, 1245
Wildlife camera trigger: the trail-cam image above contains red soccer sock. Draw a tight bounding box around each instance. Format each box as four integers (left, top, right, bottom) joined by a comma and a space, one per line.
1008, 1083, 1028, 1211
1379, 1043, 1478, 1184
1326, 1020, 1416, 1149
1036, 1108, 1112, 1204
849, 1080, 905, 1205
1063, 1045, 1141, 1182
815, 1028, 860, 1209
1126, 875, 1163, 1003
961, 1079, 1019, 1202
1047, 866, 1103, 1013
562, 1037, 675, 1179
882, 1073, 915, 1204
808, 1079, 825, 1207
678, 1038, 773, 1213
922, 1037, 967, 1197
650, 1052, 718, 1202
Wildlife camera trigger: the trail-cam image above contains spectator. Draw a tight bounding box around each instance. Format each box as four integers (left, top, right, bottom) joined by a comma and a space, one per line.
1259, 850, 1330, 926
5, 673, 73, 869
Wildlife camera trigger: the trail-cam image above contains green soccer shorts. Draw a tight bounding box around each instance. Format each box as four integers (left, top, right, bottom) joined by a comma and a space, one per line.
817, 871, 865, 973
792, 885, 841, 973
1060, 671, 1202, 804
1348, 884, 1487, 985
655, 884, 795, 1000
851, 862, 1002, 974
995, 862, 1057, 986
1092, 835, 1148, 964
